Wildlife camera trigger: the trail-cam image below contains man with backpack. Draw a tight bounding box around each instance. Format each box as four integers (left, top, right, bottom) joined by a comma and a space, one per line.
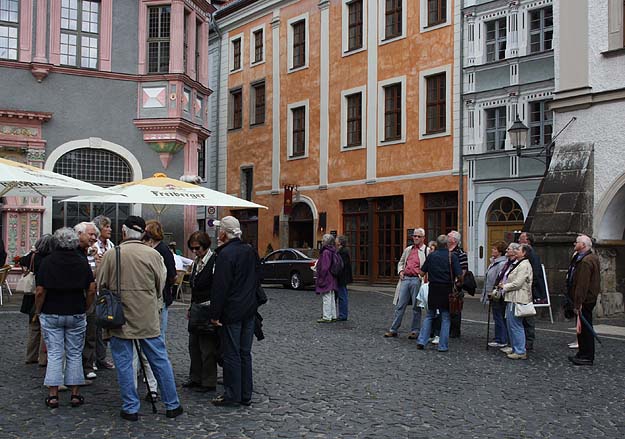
315, 234, 341, 323
384, 228, 429, 339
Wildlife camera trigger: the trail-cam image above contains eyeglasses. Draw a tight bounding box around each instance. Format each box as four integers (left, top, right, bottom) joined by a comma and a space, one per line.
413, 235, 424, 238
190, 246, 201, 251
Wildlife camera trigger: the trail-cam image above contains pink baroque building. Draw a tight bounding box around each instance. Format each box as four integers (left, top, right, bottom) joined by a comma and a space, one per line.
0, 0, 217, 259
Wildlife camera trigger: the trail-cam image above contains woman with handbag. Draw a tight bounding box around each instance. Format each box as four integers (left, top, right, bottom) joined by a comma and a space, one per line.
498, 243, 534, 360
416, 234, 462, 352
20, 234, 55, 365
183, 231, 219, 392
34, 228, 96, 408
483, 241, 509, 348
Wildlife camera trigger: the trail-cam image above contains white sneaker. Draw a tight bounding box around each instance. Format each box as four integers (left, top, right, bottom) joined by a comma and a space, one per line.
500, 347, 513, 354
85, 371, 97, 379
432, 336, 440, 345
488, 341, 507, 348
568, 341, 579, 349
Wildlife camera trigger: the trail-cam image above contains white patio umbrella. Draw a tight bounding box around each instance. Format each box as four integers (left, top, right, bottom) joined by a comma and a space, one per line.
60, 173, 267, 216
0, 156, 117, 198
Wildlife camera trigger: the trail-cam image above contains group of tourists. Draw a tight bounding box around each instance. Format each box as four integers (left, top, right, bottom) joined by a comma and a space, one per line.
18, 214, 261, 419
380, 229, 601, 365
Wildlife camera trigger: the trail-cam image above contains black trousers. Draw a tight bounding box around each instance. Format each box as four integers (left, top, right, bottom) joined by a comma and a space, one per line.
82, 313, 97, 373
188, 331, 219, 387
523, 316, 536, 349
577, 302, 596, 362
450, 312, 461, 337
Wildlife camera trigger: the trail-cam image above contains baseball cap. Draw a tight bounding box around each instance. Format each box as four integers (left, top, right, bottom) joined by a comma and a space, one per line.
123, 215, 146, 233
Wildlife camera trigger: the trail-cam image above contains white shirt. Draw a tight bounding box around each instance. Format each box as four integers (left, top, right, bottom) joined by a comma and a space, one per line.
174, 253, 194, 271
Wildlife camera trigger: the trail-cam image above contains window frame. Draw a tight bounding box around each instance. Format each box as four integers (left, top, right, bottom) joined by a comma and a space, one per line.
228, 32, 243, 74
287, 100, 309, 159
528, 100, 553, 147
342, 0, 367, 55
250, 80, 266, 127
60, 0, 101, 69
425, 72, 446, 135
291, 20, 306, 69
287, 13, 309, 72
0, 0, 19, 61
377, 76, 406, 146
485, 17, 507, 63
250, 24, 265, 66
197, 143, 206, 180
341, 85, 367, 150
528, 6, 553, 54
419, 64, 451, 139
484, 106, 507, 151
427, 0, 446, 28
147, 4, 170, 74
228, 87, 243, 131
378, 0, 406, 45
240, 166, 253, 201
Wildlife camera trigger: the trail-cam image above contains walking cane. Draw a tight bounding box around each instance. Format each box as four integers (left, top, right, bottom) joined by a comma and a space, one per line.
133, 339, 158, 414
486, 300, 492, 351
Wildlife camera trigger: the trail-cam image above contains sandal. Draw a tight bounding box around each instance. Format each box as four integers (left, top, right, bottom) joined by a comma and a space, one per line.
45, 395, 59, 409
70, 394, 84, 407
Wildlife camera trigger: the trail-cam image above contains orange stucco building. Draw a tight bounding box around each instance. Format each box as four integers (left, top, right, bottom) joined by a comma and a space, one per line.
211, 0, 463, 283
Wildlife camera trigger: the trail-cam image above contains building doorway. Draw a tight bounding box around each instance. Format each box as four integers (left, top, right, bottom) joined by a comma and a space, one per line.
486, 197, 524, 261
232, 209, 258, 251
288, 202, 313, 249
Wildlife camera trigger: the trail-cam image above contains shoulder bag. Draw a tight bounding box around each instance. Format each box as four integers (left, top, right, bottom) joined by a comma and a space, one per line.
18, 255, 37, 315
96, 246, 126, 329
514, 302, 537, 318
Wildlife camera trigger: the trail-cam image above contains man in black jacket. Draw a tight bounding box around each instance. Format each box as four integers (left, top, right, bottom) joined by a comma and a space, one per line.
518, 232, 547, 350
209, 216, 259, 407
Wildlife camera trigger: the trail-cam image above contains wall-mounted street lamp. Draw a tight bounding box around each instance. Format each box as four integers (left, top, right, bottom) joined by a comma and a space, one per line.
508, 114, 529, 157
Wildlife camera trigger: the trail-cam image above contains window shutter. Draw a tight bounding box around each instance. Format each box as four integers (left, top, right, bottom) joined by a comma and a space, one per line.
608, 0, 624, 50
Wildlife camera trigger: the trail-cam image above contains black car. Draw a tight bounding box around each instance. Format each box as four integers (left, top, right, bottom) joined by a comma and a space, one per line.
260, 248, 317, 290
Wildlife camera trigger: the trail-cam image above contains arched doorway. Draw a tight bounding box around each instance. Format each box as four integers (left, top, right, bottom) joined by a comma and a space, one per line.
288, 202, 313, 249
486, 197, 524, 256
52, 148, 133, 243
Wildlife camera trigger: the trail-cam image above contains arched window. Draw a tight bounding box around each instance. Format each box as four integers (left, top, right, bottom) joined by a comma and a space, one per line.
52, 148, 133, 243
487, 197, 524, 222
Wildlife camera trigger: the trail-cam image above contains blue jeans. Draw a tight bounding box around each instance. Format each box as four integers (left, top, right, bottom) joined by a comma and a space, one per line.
110, 336, 180, 413
505, 302, 526, 355
221, 316, 255, 403
337, 285, 349, 320
492, 300, 508, 344
417, 308, 451, 351
390, 276, 422, 333
160, 306, 168, 340
39, 313, 87, 386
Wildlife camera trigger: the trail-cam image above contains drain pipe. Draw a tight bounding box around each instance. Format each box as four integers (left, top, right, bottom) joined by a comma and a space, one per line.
458, 1, 466, 235
209, 13, 223, 243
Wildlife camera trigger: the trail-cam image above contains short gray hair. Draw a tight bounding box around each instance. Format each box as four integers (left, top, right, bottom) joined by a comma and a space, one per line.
578, 234, 593, 249
54, 227, 80, 250
448, 230, 461, 244
74, 221, 99, 237
35, 234, 56, 255
507, 242, 521, 251
122, 224, 143, 240
92, 215, 111, 232
413, 228, 425, 236
322, 234, 336, 247
436, 234, 448, 248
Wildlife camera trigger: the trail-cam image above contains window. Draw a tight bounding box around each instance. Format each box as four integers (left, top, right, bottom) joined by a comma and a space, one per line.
346, 93, 362, 147
291, 106, 306, 157
232, 37, 241, 71
229, 88, 242, 130
529, 6, 553, 53
383, 83, 401, 141
250, 81, 265, 126
195, 20, 201, 80
423, 192, 458, 243
348, 0, 363, 51
292, 20, 306, 69
241, 167, 253, 201
183, 11, 189, 73
425, 73, 446, 134
485, 107, 507, 151
608, 0, 625, 50
197, 143, 206, 180
60, 0, 100, 68
0, 0, 18, 60
529, 100, 553, 147
427, 0, 446, 27
485, 18, 506, 62
253, 28, 263, 63
147, 5, 170, 73
384, 0, 402, 40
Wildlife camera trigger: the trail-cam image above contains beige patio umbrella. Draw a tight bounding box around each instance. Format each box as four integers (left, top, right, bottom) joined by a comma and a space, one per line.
0, 156, 116, 197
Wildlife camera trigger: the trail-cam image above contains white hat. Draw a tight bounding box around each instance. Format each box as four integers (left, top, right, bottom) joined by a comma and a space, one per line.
220, 216, 242, 237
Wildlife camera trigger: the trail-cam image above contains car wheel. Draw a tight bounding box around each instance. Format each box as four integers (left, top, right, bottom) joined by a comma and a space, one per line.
289, 271, 302, 290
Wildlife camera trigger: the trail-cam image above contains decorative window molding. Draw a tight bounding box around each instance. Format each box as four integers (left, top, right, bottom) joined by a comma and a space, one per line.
484, 106, 507, 151
378, 75, 406, 146
229, 32, 243, 73
249, 23, 265, 66
378, 0, 406, 45
528, 99, 553, 147
342, 0, 367, 55
250, 80, 265, 126
58, 0, 100, 69
419, 64, 451, 140
287, 13, 309, 72
340, 85, 367, 150
420, 0, 451, 33
228, 87, 243, 130
146, 4, 170, 73
528, 5, 553, 54
485, 17, 507, 62
287, 99, 309, 159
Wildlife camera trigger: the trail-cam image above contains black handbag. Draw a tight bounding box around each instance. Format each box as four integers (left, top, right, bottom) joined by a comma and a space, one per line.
188, 302, 215, 334
96, 246, 126, 329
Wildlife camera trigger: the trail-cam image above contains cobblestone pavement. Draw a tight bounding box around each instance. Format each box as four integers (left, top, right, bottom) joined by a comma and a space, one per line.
1, 286, 625, 438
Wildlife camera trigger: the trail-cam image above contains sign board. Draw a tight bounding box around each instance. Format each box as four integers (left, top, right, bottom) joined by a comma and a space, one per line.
534, 264, 554, 324
207, 206, 216, 217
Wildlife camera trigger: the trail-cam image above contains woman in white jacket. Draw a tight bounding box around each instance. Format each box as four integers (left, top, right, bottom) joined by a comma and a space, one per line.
499, 244, 533, 360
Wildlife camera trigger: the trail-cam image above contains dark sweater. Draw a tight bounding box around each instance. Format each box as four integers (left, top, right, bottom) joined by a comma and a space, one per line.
190, 253, 216, 304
